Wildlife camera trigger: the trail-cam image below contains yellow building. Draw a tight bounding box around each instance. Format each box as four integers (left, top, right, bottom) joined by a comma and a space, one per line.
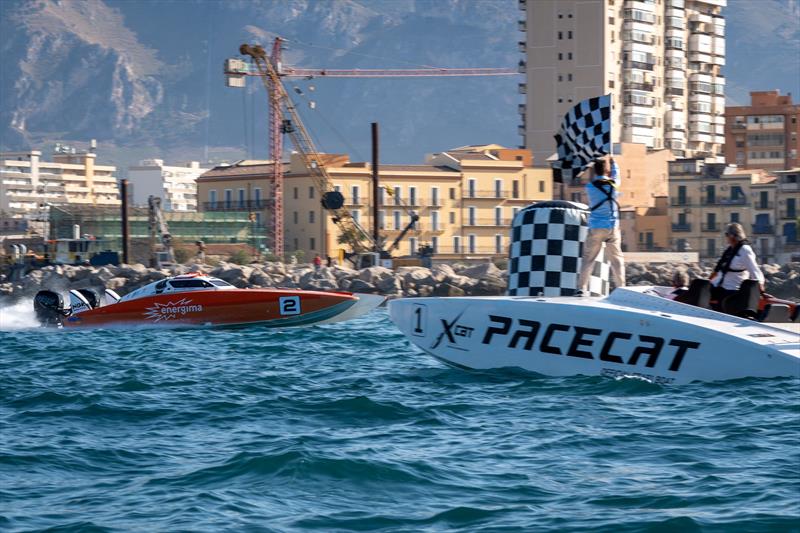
198, 146, 552, 260
619, 196, 671, 252
668, 159, 762, 259
774, 168, 799, 261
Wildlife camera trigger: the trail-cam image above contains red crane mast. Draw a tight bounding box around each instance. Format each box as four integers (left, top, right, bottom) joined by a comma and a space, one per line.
226, 37, 518, 258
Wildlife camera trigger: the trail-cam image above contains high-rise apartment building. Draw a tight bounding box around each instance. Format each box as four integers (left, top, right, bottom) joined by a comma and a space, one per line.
128, 159, 208, 211
724, 90, 800, 171
518, 0, 726, 163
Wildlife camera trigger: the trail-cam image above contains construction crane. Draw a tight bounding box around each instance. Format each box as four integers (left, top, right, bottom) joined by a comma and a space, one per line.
225, 36, 518, 259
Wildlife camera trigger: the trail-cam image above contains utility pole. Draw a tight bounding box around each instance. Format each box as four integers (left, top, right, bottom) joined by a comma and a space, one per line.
371, 122, 380, 251
120, 179, 130, 264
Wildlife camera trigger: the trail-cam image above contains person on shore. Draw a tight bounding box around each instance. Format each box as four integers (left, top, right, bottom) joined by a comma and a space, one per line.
576, 156, 625, 295
313, 254, 322, 270
326, 255, 333, 267
709, 223, 765, 304
195, 240, 206, 264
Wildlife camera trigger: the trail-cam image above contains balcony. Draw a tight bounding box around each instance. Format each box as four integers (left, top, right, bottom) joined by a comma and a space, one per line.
626, 82, 654, 91
779, 211, 798, 220
623, 61, 655, 71
203, 200, 267, 211
672, 223, 692, 232
464, 190, 510, 200
667, 87, 685, 96
754, 202, 774, 210
701, 197, 747, 206
730, 123, 746, 130
752, 225, 774, 234
464, 218, 513, 227
701, 223, 720, 232
670, 198, 692, 206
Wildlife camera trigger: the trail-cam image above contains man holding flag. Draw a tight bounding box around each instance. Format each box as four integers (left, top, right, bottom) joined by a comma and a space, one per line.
551, 94, 625, 294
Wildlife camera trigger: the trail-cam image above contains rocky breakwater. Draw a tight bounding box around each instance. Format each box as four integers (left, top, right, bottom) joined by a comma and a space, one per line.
0, 261, 797, 303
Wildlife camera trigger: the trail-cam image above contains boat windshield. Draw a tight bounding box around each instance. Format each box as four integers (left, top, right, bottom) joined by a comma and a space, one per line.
209, 279, 233, 287
169, 279, 214, 288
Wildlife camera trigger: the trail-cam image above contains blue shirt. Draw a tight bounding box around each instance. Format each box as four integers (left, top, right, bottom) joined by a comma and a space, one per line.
585, 162, 620, 229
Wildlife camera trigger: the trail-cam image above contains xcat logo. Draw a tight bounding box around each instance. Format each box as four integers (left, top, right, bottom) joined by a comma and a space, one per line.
431, 310, 475, 351
144, 298, 203, 322
481, 314, 700, 373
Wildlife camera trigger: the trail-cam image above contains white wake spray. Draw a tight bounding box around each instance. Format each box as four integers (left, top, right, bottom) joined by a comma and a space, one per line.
0, 298, 40, 330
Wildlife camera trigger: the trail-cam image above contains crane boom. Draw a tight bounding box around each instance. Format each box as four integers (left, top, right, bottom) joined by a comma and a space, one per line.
240, 44, 376, 254
226, 64, 517, 78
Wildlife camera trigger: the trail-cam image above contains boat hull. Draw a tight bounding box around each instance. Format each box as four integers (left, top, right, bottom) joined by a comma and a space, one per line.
63, 288, 363, 329
388, 293, 800, 385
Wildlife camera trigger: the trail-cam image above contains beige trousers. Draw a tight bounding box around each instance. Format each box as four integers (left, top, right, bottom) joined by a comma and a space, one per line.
578, 227, 625, 291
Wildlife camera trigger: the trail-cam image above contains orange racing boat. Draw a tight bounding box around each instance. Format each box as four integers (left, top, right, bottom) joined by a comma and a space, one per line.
33, 273, 384, 329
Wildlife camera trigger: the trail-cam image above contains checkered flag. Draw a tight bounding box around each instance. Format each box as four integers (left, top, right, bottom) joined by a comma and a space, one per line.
552, 94, 612, 182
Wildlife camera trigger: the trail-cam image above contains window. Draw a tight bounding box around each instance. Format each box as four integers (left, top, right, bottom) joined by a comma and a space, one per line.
431, 187, 439, 206
378, 187, 385, 205
494, 179, 503, 197
468, 234, 476, 254
567, 73, 572, 81
351, 210, 360, 224
310, 237, 315, 251
568, 52, 573, 60
309, 211, 315, 223
558, 74, 563, 82
309, 186, 315, 199
238, 188, 245, 208
494, 206, 502, 225
293, 211, 298, 224
224, 189, 232, 208
468, 206, 476, 226
393, 210, 401, 230
378, 210, 386, 229
558, 52, 563, 60
293, 187, 298, 199
468, 179, 476, 198
512, 180, 520, 199
558, 31, 563, 40
409, 237, 417, 255
495, 235, 503, 254
293, 238, 299, 250
453, 236, 461, 254
449, 188, 456, 200
568, 30, 573, 39
334, 184, 341, 193
431, 236, 439, 254
254, 187, 262, 207
730, 212, 739, 223
208, 189, 217, 208
449, 212, 455, 224
539, 181, 545, 193
431, 210, 439, 231
351, 185, 360, 204
394, 186, 402, 205
409, 186, 417, 205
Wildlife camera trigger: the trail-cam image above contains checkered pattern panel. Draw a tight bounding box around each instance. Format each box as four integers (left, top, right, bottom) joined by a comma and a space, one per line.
552, 94, 612, 182
508, 201, 610, 297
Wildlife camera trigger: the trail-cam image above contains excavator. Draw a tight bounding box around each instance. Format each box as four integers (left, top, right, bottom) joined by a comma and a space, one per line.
148, 196, 175, 269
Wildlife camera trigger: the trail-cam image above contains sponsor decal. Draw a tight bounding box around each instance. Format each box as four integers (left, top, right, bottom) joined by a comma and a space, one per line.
431, 310, 474, 351
479, 314, 700, 373
144, 298, 203, 322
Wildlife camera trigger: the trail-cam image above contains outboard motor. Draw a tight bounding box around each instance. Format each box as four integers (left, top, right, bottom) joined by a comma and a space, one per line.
76, 288, 101, 309
508, 200, 611, 297
34, 290, 69, 327
68, 290, 93, 315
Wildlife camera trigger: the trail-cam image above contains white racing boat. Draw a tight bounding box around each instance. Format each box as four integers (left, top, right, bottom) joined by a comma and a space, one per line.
388, 286, 799, 385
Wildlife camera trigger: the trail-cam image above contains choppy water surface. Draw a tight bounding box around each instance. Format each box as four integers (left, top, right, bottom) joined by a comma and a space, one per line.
1, 306, 798, 532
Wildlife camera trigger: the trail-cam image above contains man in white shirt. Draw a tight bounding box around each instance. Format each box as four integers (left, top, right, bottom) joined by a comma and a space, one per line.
709, 223, 765, 305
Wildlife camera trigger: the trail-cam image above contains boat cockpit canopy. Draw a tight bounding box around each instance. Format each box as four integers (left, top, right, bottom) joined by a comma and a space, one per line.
119, 275, 234, 302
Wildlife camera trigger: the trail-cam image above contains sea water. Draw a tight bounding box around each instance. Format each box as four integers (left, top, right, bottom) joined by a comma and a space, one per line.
1, 307, 798, 532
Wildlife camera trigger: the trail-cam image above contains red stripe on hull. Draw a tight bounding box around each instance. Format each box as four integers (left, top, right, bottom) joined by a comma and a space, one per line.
63, 289, 357, 328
